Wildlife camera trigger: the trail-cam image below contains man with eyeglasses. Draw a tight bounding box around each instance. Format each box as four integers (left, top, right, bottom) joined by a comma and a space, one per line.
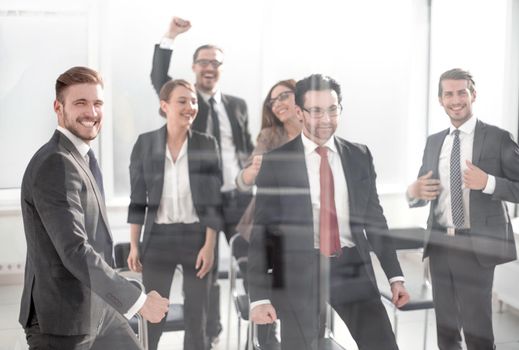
248, 74, 409, 349
150, 16, 254, 345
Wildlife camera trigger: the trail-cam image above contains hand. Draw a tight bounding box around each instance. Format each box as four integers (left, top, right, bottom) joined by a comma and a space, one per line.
166, 16, 191, 39
407, 170, 441, 201
390, 281, 410, 308
242, 155, 263, 186
250, 303, 277, 324
464, 160, 488, 190
139, 290, 169, 323
195, 244, 215, 279
127, 246, 142, 272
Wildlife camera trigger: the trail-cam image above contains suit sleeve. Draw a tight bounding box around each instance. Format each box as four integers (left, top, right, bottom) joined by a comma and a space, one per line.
492, 131, 519, 203
33, 153, 140, 314
199, 136, 224, 232
150, 44, 173, 96
248, 155, 277, 303
128, 135, 147, 225
240, 100, 254, 155
363, 147, 404, 280
408, 137, 431, 208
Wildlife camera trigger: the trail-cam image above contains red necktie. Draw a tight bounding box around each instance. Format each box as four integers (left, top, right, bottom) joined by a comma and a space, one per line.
316, 146, 341, 257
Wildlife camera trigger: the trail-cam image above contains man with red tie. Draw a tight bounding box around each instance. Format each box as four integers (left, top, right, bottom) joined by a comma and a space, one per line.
248, 74, 409, 349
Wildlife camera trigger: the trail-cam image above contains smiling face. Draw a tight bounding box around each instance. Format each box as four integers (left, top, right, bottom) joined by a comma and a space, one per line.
439, 79, 476, 128
269, 84, 297, 124
192, 48, 223, 94
160, 85, 198, 130
297, 89, 339, 145
54, 83, 104, 143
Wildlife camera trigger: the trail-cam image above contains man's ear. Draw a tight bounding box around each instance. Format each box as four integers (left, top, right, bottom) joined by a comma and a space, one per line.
53, 99, 62, 114
295, 105, 304, 122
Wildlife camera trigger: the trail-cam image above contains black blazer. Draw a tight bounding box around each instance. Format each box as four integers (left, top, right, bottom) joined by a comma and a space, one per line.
20, 131, 141, 335
150, 45, 254, 167
248, 135, 403, 304
127, 126, 223, 257
412, 119, 519, 266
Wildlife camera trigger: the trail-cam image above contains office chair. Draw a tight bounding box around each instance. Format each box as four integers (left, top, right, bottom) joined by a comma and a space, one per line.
378, 227, 434, 350
126, 277, 149, 350
226, 233, 252, 350
249, 304, 346, 350
113, 242, 186, 341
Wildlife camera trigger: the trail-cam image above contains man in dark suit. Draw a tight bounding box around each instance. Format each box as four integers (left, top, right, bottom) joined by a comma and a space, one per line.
19, 66, 169, 349
407, 68, 519, 350
150, 17, 254, 342
248, 74, 409, 349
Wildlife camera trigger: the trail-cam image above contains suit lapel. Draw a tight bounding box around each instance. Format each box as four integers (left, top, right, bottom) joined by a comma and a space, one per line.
221, 94, 243, 150
193, 92, 209, 132
432, 129, 449, 178
150, 126, 167, 204
472, 120, 487, 165
56, 132, 112, 241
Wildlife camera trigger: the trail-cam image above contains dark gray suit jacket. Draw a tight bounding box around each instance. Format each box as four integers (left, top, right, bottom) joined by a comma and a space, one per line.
248, 135, 403, 306
150, 45, 254, 167
412, 119, 519, 266
19, 131, 141, 335
127, 126, 223, 257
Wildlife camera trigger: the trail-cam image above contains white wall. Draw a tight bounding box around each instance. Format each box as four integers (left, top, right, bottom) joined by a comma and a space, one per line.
1, 0, 518, 281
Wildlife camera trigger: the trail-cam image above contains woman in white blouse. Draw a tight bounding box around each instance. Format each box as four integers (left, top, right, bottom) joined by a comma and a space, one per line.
127, 79, 223, 350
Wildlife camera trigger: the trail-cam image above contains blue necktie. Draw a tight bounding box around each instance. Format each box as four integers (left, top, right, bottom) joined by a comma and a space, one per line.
87, 149, 105, 199
450, 130, 464, 228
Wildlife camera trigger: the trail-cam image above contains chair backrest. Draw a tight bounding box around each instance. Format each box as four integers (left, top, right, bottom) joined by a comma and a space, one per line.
114, 242, 132, 270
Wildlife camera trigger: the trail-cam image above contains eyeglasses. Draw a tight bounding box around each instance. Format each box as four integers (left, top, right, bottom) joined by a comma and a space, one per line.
267, 91, 294, 108
194, 59, 223, 68
301, 105, 342, 119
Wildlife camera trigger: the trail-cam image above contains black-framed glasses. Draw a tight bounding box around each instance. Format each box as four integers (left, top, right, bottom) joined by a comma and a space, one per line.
301, 105, 342, 119
267, 91, 294, 108
194, 59, 223, 68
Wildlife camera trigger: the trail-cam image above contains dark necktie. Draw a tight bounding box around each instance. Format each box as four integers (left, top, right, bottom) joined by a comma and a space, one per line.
450, 129, 464, 228
87, 149, 105, 199
316, 146, 341, 257
208, 97, 221, 148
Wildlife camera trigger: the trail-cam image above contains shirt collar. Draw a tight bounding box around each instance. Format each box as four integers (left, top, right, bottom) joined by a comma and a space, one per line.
165, 138, 188, 162
56, 126, 90, 158
199, 90, 222, 105
449, 116, 477, 135
300, 132, 337, 156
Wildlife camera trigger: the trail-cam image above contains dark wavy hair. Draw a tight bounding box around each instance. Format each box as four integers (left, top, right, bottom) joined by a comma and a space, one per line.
438, 68, 475, 97
260, 79, 297, 130
55, 66, 103, 103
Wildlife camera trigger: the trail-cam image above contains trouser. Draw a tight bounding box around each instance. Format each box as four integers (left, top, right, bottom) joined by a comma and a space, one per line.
277, 247, 398, 350
25, 302, 142, 350
143, 223, 211, 350
206, 190, 251, 339
428, 230, 496, 350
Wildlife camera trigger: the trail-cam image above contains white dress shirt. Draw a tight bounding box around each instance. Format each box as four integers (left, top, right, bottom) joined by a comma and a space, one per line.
56, 126, 146, 319
155, 140, 200, 224
300, 133, 355, 248
250, 134, 403, 311
199, 90, 241, 192
435, 117, 495, 228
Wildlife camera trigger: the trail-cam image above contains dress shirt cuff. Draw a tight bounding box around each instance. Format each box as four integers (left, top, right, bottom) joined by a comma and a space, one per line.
388, 276, 405, 284
406, 191, 421, 206
159, 37, 175, 50
250, 299, 271, 311
482, 174, 496, 194
235, 169, 253, 192
124, 292, 147, 319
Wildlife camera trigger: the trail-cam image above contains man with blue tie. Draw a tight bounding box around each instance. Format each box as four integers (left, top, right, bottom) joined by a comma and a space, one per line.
19, 66, 169, 349
407, 68, 519, 350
